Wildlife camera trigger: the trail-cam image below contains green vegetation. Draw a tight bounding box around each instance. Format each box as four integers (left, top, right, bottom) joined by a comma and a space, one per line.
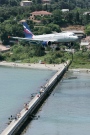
1, 44, 66, 63
0, 0, 90, 9
0, 0, 90, 69
85, 24, 90, 35
1, 44, 90, 69
0, 1, 90, 44
70, 51, 90, 68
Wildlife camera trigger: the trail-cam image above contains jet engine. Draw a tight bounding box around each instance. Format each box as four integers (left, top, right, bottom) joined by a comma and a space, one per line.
42, 41, 52, 47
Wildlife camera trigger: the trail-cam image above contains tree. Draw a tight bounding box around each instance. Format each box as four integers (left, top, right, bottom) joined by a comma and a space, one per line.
85, 24, 90, 35
0, 22, 12, 45
8, 0, 18, 6
0, 17, 4, 23
27, 20, 34, 31
36, 0, 42, 4
73, 42, 80, 51
47, 23, 61, 32
0, 20, 24, 44
0, 53, 5, 61
86, 14, 90, 24
66, 12, 74, 24
81, 46, 87, 52
35, 45, 45, 56
52, 9, 63, 25
0, 0, 8, 5
75, 11, 80, 24
38, 27, 52, 34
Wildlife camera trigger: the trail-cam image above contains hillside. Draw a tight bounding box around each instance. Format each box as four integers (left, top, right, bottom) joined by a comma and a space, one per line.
61, 25, 85, 32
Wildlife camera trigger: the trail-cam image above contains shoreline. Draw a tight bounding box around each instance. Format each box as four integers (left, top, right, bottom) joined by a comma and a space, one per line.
69, 68, 90, 72
0, 61, 90, 72
0, 61, 65, 71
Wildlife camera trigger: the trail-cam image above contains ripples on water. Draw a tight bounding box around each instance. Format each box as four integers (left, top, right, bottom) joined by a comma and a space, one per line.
0, 66, 55, 133
22, 71, 90, 135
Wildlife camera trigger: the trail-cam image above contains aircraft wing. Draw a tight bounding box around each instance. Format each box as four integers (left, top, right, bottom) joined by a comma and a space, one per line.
8, 36, 57, 43
8, 36, 28, 40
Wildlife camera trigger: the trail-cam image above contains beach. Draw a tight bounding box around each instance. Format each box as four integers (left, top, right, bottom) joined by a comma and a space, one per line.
0, 61, 90, 72
0, 61, 67, 71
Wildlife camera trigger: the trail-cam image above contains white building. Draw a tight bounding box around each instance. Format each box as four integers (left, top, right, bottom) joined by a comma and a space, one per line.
80, 41, 90, 50
61, 9, 69, 12
20, 1, 32, 6
83, 12, 90, 15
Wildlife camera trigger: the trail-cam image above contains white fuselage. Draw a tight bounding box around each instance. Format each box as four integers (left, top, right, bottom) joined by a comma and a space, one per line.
31, 32, 78, 43
11, 32, 78, 44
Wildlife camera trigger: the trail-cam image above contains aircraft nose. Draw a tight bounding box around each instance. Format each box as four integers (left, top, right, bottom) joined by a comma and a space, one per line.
75, 36, 78, 40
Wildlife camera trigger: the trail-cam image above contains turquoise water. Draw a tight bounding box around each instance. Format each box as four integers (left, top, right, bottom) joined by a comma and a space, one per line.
22, 71, 90, 135
0, 66, 55, 133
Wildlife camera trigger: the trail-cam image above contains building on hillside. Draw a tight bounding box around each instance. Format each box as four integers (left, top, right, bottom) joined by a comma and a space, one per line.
0, 45, 10, 52
80, 36, 90, 50
65, 49, 75, 53
29, 11, 52, 20
84, 36, 90, 42
42, 0, 51, 5
83, 12, 90, 15
20, 0, 32, 6
61, 9, 69, 12
80, 41, 90, 50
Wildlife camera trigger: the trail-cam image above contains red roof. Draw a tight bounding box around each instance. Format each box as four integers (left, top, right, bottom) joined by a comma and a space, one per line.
31, 11, 52, 15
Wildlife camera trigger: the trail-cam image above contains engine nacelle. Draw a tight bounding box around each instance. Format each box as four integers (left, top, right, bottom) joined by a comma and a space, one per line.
42, 41, 52, 47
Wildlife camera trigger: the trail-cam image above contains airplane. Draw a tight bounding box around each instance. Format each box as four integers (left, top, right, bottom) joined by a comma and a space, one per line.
8, 21, 78, 47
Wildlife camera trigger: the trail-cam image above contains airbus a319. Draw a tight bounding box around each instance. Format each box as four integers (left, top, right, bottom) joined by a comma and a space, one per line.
9, 21, 78, 47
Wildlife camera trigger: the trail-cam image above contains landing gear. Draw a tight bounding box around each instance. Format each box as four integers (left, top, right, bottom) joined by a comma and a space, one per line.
64, 42, 74, 48
55, 47, 60, 51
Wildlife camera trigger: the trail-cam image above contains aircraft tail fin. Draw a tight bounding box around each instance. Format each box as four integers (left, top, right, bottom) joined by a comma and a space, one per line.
22, 22, 34, 38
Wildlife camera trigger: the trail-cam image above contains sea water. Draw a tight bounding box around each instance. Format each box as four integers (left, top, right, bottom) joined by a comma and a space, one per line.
22, 71, 90, 135
0, 66, 55, 133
